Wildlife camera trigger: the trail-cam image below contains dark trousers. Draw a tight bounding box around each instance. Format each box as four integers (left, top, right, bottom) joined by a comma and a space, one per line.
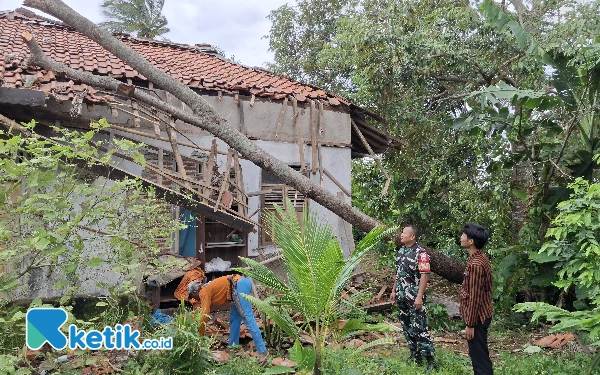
468, 317, 493, 375
397, 298, 434, 358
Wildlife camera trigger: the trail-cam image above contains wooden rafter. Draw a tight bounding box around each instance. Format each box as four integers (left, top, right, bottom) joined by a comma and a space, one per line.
351, 119, 391, 196
165, 92, 189, 189
0, 114, 256, 231
215, 149, 232, 211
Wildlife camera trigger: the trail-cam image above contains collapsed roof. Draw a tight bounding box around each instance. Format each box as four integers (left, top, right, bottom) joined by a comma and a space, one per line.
0, 9, 401, 156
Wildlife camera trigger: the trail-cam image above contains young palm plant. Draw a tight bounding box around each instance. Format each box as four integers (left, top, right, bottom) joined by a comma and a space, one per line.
235, 200, 397, 375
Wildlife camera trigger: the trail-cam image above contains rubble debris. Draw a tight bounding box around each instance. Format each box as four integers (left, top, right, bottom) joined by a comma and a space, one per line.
205, 257, 232, 272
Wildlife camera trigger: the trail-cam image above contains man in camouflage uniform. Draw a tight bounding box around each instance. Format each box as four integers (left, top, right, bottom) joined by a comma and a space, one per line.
390, 225, 438, 371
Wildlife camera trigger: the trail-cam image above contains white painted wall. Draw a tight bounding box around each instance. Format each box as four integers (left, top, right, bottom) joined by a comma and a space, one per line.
115, 133, 355, 257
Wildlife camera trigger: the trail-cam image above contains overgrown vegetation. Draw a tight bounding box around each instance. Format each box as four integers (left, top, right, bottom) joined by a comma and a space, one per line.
235, 201, 398, 375
1, 0, 600, 373
0, 119, 183, 306
141, 302, 214, 375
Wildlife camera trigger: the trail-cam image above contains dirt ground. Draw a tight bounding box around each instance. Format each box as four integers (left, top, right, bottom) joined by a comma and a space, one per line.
206, 251, 587, 361
353, 252, 569, 358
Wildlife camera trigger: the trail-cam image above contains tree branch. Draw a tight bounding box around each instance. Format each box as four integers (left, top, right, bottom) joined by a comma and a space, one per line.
434, 75, 486, 85
20, 1, 467, 283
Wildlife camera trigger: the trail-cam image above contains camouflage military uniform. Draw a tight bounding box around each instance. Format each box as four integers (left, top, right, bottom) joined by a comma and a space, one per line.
394, 242, 435, 359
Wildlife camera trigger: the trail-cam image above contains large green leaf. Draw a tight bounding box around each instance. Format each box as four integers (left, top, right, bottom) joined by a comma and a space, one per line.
338, 318, 397, 341
288, 340, 316, 371
265, 202, 342, 318
480, 0, 553, 65
469, 81, 561, 110
240, 294, 300, 339
354, 337, 396, 353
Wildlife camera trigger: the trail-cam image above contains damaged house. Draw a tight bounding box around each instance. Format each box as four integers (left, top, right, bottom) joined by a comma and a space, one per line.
0, 9, 400, 308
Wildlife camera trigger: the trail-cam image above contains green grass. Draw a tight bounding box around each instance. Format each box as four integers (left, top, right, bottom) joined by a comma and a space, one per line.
494, 351, 598, 375
205, 346, 595, 375
205, 356, 266, 375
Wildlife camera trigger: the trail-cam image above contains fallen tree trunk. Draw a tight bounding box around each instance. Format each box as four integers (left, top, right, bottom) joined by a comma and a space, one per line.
21, 0, 466, 284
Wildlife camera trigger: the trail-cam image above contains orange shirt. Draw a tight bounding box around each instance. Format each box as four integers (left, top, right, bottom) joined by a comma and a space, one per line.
174, 268, 205, 302
194, 274, 242, 334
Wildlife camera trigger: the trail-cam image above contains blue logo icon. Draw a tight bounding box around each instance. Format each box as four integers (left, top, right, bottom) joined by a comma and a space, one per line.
26, 308, 68, 350
26, 307, 172, 351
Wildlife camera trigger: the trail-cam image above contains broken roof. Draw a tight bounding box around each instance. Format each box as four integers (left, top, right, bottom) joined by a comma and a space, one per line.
0, 9, 401, 156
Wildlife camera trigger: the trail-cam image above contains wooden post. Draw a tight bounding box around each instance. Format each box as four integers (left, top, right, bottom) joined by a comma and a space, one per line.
197, 215, 206, 265
318, 143, 324, 187
275, 97, 288, 139
174, 205, 180, 254
167, 119, 190, 190
323, 168, 351, 197
215, 149, 233, 211
153, 116, 161, 137
233, 151, 244, 215
132, 100, 140, 127
157, 148, 163, 185
204, 139, 218, 203
238, 98, 246, 135
309, 99, 317, 174
165, 91, 189, 190
292, 97, 305, 171
318, 100, 324, 135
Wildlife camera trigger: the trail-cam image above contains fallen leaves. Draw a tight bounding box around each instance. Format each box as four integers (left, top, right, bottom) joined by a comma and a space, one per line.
271, 357, 297, 367
534, 333, 575, 349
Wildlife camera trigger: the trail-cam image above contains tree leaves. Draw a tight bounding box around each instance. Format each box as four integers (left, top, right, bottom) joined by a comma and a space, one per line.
0, 121, 184, 303
99, 0, 170, 39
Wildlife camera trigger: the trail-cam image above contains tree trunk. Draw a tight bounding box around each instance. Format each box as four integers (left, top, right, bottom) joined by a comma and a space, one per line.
22, 0, 466, 284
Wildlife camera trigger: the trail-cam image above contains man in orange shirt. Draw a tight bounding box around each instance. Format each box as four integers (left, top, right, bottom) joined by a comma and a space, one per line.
186, 274, 268, 363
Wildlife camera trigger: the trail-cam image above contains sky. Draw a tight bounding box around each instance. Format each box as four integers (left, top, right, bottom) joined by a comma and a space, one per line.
0, 0, 292, 68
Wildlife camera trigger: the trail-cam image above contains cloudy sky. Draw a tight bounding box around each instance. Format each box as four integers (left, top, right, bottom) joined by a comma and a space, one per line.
0, 0, 292, 68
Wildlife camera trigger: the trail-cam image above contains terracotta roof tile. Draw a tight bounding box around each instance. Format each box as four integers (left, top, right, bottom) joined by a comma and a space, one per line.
1, 10, 354, 107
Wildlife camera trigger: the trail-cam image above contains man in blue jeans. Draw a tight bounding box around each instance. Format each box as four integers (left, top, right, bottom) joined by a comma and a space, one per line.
187, 274, 268, 363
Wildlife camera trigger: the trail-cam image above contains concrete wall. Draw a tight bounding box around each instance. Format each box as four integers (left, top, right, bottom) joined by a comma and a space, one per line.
67, 89, 352, 146
116, 134, 355, 258
18, 177, 141, 300
104, 90, 355, 257
15, 90, 356, 300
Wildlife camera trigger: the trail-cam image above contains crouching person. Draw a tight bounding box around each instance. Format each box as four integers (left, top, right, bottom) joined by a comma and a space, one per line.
186, 274, 268, 364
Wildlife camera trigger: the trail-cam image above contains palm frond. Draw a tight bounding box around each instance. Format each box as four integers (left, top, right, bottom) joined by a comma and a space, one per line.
240, 294, 300, 339
99, 0, 169, 39
233, 258, 291, 294
354, 337, 397, 353
338, 319, 398, 341
266, 202, 340, 317
332, 226, 397, 299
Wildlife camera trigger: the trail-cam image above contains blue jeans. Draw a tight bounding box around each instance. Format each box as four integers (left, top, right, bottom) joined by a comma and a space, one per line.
228, 277, 267, 354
